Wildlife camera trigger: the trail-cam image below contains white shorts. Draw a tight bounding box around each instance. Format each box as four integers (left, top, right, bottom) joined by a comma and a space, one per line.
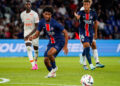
25, 37, 39, 47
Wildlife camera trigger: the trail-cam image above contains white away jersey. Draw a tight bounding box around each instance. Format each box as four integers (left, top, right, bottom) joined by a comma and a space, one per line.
20, 10, 39, 37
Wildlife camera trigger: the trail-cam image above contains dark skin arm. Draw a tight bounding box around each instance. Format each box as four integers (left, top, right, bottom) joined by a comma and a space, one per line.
62, 29, 68, 55
29, 30, 40, 41
94, 20, 98, 39
24, 23, 38, 40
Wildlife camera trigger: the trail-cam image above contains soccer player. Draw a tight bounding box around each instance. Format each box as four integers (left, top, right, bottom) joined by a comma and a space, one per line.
79, 0, 104, 70
29, 6, 68, 78
74, 0, 98, 70
20, 0, 39, 70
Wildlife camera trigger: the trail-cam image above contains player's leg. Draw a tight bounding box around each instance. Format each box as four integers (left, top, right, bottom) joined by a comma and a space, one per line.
44, 47, 57, 78
91, 40, 104, 68
44, 57, 52, 72
80, 48, 88, 70
25, 41, 35, 70
83, 56, 89, 70
47, 47, 57, 70
83, 42, 95, 70
33, 46, 38, 69
32, 38, 39, 69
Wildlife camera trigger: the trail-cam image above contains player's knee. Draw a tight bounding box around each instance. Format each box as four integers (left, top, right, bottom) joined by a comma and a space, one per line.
47, 52, 53, 57
83, 42, 90, 48
33, 46, 38, 50
44, 57, 49, 64
91, 43, 97, 49
26, 46, 32, 51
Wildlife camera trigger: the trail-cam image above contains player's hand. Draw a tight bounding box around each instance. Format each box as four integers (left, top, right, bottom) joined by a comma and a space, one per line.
24, 35, 29, 40
29, 36, 33, 41
74, 12, 78, 17
94, 34, 97, 39
63, 46, 68, 55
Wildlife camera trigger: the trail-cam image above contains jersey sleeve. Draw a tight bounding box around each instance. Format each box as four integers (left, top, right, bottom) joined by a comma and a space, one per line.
80, 7, 84, 11
20, 13, 24, 22
93, 11, 98, 21
55, 21, 64, 32
77, 11, 82, 16
34, 13, 39, 23
37, 20, 43, 32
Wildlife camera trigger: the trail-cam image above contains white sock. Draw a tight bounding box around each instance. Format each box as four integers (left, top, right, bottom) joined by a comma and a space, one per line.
90, 64, 94, 67
83, 56, 87, 65
34, 50, 38, 64
93, 49, 99, 63
26, 46, 35, 67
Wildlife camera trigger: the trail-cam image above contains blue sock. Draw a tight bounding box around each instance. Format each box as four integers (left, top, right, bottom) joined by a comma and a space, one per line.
51, 61, 56, 69
82, 49, 85, 56
84, 47, 92, 64
47, 66, 52, 72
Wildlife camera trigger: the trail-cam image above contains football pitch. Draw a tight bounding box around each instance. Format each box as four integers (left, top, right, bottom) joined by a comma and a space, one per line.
0, 57, 120, 86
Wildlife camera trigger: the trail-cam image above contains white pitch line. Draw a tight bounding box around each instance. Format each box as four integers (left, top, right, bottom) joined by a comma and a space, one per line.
0, 78, 10, 83
6, 83, 80, 86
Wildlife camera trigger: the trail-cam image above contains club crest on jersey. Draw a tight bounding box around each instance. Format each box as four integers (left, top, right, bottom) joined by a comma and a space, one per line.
30, 13, 33, 16
47, 31, 55, 35
90, 16, 93, 19
84, 20, 92, 24
51, 27, 54, 30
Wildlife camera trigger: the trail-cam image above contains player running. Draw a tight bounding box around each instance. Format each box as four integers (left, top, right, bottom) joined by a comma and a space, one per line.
29, 6, 68, 78
74, 0, 98, 70
79, 0, 104, 70
20, 0, 39, 70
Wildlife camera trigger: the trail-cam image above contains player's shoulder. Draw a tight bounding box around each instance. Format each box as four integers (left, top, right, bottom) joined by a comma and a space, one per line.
20, 11, 26, 16
31, 10, 38, 15
90, 9, 97, 13
77, 10, 84, 15
39, 18, 45, 24
51, 18, 60, 25
80, 7, 84, 11
51, 18, 57, 23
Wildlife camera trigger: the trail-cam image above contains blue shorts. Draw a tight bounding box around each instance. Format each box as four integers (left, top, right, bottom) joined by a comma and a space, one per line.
80, 34, 93, 45
44, 41, 65, 57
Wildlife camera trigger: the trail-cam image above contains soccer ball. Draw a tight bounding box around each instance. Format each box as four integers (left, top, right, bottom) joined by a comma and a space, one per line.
81, 74, 94, 86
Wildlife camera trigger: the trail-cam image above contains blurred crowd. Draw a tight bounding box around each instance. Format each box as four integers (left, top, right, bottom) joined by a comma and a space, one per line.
0, 0, 120, 39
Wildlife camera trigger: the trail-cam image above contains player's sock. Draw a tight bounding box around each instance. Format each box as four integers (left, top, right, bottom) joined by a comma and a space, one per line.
26, 46, 35, 67
84, 47, 92, 64
82, 49, 85, 56
51, 61, 56, 69
93, 49, 99, 63
47, 66, 52, 72
83, 57, 87, 65
34, 50, 38, 64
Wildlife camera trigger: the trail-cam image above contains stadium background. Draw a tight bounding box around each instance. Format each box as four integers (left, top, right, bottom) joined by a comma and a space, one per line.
0, 0, 120, 86
0, 0, 120, 57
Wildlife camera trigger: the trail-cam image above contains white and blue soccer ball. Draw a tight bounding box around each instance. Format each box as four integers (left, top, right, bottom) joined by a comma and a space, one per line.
81, 74, 94, 86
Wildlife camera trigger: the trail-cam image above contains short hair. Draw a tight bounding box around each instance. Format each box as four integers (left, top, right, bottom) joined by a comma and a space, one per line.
26, 0, 31, 4
43, 6, 53, 14
83, 0, 91, 3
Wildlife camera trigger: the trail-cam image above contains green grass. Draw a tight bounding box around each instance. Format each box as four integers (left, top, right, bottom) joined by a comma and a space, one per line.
0, 57, 120, 86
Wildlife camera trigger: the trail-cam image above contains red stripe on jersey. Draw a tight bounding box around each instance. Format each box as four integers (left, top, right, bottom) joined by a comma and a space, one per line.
85, 13, 90, 37
46, 24, 55, 44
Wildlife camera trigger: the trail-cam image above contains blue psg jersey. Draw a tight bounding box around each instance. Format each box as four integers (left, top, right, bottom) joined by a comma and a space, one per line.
77, 10, 98, 37
37, 18, 65, 44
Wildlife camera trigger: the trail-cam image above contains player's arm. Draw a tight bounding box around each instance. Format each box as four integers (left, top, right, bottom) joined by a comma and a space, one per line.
25, 23, 38, 40
62, 29, 68, 55
93, 11, 99, 39
29, 20, 43, 41
74, 12, 81, 20
94, 20, 98, 39
29, 30, 40, 41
